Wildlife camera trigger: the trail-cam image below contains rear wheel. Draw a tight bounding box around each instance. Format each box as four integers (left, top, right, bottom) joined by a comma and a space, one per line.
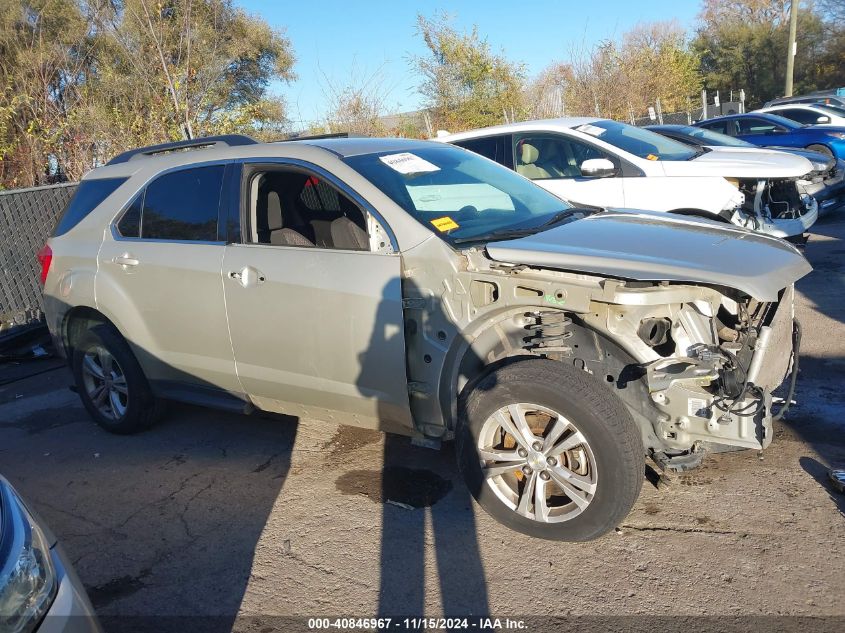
456, 359, 644, 541
806, 144, 834, 158
72, 324, 163, 434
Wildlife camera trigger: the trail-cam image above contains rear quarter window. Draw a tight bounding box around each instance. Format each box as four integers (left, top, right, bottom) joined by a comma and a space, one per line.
53, 178, 127, 236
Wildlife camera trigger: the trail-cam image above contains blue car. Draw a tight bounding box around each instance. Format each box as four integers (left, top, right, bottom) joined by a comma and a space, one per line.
694, 112, 845, 160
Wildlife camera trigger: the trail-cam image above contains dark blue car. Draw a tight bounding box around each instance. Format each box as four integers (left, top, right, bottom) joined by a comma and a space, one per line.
694, 112, 845, 159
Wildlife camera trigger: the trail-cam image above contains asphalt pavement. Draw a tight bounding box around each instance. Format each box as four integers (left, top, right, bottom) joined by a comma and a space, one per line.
1, 214, 844, 632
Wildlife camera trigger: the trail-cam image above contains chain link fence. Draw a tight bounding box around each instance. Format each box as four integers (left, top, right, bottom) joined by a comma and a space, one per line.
0, 183, 76, 332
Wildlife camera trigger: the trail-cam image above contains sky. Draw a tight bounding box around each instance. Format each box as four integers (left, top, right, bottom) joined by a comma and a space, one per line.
236, 0, 702, 128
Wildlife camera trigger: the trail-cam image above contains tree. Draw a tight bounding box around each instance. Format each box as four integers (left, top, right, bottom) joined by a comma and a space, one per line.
0, 0, 296, 188
693, 0, 830, 107
535, 21, 701, 121
411, 13, 526, 132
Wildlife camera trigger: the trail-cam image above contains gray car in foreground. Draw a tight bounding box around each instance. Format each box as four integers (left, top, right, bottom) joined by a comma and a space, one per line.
0, 477, 100, 633
40, 135, 810, 540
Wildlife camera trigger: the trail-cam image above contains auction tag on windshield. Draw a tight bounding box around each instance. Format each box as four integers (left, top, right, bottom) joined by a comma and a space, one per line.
430, 216, 459, 232
574, 124, 606, 137
379, 152, 440, 174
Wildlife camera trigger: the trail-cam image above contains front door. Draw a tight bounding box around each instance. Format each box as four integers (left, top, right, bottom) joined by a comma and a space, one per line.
221, 161, 413, 432
512, 134, 626, 208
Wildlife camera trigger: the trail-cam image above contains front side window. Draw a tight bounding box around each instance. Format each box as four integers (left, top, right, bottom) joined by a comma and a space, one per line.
569, 120, 697, 161
344, 145, 574, 246
244, 168, 370, 250
514, 134, 613, 180
141, 165, 224, 241
738, 118, 786, 135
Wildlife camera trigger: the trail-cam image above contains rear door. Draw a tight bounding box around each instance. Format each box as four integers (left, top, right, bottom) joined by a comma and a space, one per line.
96, 162, 241, 395
220, 160, 413, 432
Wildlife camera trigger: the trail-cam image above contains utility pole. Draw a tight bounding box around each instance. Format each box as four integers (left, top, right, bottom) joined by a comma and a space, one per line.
784, 0, 799, 96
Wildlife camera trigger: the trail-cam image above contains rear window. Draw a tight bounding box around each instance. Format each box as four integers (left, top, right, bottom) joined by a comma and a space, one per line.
141, 165, 224, 241
53, 178, 127, 236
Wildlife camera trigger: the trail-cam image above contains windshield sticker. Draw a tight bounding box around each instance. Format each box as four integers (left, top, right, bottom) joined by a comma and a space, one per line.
646, 154, 659, 161
379, 152, 440, 175
574, 124, 606, 137
430, 216, 459, 232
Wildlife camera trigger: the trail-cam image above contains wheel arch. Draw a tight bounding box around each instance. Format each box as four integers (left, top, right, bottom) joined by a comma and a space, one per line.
62, 306, 120, 360
439, 309, 664, 451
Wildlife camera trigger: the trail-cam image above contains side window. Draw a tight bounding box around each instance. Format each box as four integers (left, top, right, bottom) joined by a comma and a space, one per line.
777, 109, 818, 125
514, 135, 612, 180
141, 165, 225, 241
116, 193, 142, 238
54, 177, 127, 237
453, 137, 498, 162
246, 168, 370, 251
738, 118, 784, 136
701, 120, 729, 135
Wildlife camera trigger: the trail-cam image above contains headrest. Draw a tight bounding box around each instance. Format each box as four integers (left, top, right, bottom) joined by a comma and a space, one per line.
267, 191, 283, 230
520, 142, 539, 165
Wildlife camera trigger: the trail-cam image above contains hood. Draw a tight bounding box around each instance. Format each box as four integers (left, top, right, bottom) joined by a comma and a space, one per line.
661, 148, 813, 178
484, 210, 811, 301
703, 146, 834, 173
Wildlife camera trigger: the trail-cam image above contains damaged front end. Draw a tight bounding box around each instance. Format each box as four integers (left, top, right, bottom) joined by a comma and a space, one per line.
727, 178, 818, 239
798, 158, 845, 215
641, 286, 799, 456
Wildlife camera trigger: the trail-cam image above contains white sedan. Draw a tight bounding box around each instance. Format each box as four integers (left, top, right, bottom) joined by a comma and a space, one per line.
758, 103, 845, 127
439, 117, 818, 239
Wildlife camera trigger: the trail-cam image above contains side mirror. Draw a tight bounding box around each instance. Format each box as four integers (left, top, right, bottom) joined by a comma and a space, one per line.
580, 158, 617, 178
817, 116, 830, 124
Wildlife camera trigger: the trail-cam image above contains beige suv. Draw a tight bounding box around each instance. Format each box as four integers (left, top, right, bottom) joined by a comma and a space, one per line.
41, 135, 810, 540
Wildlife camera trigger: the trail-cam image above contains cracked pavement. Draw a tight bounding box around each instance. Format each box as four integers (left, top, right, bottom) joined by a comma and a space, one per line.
1, 215, 844, 628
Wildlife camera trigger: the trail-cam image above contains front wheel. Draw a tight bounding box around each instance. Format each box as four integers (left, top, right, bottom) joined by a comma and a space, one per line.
456, 359, 644, 541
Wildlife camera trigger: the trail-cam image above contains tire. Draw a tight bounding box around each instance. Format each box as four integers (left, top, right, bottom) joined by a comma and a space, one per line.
456, 358, 643, 541
806, 144, 834, 159
72, 324, 163, 434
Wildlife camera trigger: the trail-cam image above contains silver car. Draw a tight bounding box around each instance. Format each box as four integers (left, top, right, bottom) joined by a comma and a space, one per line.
0, 476, 101, 632
40, 135, 810, 540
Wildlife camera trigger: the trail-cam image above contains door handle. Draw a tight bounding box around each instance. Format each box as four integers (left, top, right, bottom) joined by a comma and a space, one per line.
113, 254, 139, 267
229, 266, 265, 288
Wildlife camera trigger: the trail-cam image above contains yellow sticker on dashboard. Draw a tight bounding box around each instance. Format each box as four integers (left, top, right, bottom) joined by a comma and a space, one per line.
646, 154, 659, 161
431, 216, 459, 232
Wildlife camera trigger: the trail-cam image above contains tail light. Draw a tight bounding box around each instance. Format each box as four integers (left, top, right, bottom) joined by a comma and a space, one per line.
37, 244, 52, 285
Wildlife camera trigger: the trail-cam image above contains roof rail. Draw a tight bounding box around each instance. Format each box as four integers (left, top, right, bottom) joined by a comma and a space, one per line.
106, 134, 257, 166
280, 132, 351, 142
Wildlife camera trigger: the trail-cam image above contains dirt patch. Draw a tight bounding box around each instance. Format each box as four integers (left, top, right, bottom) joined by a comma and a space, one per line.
0, 406, 87, 435
322, 425, 381, 457
336, 466, 453, 508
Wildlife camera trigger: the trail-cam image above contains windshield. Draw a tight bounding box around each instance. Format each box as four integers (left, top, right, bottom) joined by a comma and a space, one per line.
681, 126, 754, 147
344, 145, 575, 245
573, 120, 698, 161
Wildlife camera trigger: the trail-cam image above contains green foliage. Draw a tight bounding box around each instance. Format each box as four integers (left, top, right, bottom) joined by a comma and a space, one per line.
560, 21, 702, 120
693, 0, 834, 107
412, 13, 526, 132
0, 0, 295, 187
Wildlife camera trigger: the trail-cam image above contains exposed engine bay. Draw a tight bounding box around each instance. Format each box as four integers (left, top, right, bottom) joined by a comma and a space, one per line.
728, 177, 817, 237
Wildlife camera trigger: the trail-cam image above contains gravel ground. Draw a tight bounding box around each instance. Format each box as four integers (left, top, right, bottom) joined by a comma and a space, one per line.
1, 214, 844, 631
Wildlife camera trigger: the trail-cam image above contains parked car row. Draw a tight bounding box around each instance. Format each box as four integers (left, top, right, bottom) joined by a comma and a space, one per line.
439, 117, 828, 239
